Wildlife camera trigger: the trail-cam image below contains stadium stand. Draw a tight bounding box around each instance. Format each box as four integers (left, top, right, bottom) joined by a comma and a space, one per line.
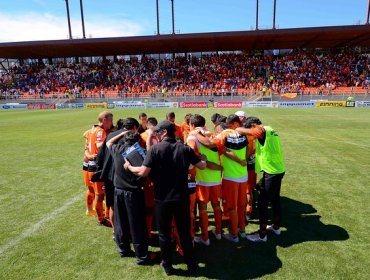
0, 49, 369, 101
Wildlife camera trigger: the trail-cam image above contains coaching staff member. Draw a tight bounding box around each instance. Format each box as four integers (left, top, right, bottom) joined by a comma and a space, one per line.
124, 120, 206, 276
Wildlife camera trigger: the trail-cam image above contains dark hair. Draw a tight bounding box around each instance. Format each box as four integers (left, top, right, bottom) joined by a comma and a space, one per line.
118, 131, 140, 152
115, 119, 125, 130
244, 116, 262, 128
211, 113, 220, 124
122, 117, 139, 130
190, 114, 205, 127
184, 113, 193, 125
216, 115, 227, 124
147, 117, 158, 127
139, 112, 147, 118
123, 131, 140, 146
166, 111, 175, 120
226, 114, 241, 126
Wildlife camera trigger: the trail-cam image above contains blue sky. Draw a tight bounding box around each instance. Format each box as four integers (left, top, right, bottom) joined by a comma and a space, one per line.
0, 0, 367, 42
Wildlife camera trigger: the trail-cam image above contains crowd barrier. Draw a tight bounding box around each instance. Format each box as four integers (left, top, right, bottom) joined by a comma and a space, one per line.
0, 100, 368, 110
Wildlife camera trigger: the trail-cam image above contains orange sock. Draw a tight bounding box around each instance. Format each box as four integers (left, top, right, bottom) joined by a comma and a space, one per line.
104, 201, 109, 219
94, 199, 104, 222
238, 206, 246, 231
213, 206, 222, 234
199, 210, 209, 241
109, 208, 114, 228
85, 189, 95, 211
229, 209, 238, 237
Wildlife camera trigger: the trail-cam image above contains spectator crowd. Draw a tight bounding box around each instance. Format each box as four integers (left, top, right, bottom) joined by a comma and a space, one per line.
0, 48, 369, 99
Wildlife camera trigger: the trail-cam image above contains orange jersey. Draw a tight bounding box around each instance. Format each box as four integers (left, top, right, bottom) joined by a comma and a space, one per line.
174, 123, 184, 140
85, 125, 106, 157
180, 122, 190, 142
140, 131, 159, 147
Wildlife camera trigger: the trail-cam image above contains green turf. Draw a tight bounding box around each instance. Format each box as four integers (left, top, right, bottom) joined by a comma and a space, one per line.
0, 108, 369, 279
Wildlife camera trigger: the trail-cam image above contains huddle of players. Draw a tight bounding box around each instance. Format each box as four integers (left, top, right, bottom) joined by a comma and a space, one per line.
82, 110, 284, 267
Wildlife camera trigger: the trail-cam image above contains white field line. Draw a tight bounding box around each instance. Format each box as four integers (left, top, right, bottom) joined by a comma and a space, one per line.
0, 194, 81, 255
199, 107, 210, 115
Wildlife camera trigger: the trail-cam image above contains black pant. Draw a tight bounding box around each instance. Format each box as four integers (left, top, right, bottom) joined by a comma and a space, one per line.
114, 188, 148, 264
104, 180, 115, 208
258, 172, 285, 230
155, 198, 195, 267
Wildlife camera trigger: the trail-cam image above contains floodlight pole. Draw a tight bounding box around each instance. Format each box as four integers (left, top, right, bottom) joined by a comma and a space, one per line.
273, 0, 277, 29
65, 0, 73, 39
256, 0, 259, 30
156, 0, 160, 35
367, 0, 370, 24
80, 0, 86, 39
171, 0, 175, 34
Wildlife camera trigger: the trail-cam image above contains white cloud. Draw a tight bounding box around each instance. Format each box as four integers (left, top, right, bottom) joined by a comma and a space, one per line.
0, 12, 145, 42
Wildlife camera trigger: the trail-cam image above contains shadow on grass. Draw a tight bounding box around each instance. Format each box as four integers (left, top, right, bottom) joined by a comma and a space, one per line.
191, 196, 349, 280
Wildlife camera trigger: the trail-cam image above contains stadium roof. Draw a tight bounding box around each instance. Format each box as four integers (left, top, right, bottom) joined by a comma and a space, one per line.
0, 25, 369, 59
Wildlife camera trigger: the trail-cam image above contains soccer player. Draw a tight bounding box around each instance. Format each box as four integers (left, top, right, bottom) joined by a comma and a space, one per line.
165, 111, 183, 141
84, 111, 113, 226
180, 113, 193, 142
82, 129, 95, 217
137, 112, 148, 134
235, 111, 247, 125
140, 117, 158, 238
194, 114, 249, 243
236, 117, 285, 242
187, 114, 223, 246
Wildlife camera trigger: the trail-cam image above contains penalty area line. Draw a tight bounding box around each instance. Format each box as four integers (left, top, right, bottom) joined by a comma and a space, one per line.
0, 193, 81, 255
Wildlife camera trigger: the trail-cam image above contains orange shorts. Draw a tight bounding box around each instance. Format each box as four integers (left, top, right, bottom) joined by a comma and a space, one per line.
247, 169, 257, 193
222, 179, 248, 209
87, 171, 105, 195
196, 184, 222, 204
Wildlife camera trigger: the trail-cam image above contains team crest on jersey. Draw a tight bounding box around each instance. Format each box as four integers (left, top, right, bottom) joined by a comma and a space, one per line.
270, 130, 279, 136
96, 131, 103, 141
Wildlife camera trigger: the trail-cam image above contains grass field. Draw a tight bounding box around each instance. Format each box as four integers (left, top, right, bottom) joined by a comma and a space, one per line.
0, 107, 370, 280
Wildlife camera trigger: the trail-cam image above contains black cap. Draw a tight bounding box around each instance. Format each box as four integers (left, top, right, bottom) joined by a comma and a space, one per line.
153, 120, 175, 134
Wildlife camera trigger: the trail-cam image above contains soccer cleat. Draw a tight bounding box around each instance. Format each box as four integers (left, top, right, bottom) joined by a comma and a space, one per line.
223, 233, 239, 243
194, 236, 210, 246
97, 218, 112, 228
119, 250, 135, 258
212, 229, 222, 240
238, 230, 247, 239
85, 209, 96, 217
246, 232, 267, 242
266, 225, 281, 235
187, 263, 199, 277
160, 262, 174, 276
